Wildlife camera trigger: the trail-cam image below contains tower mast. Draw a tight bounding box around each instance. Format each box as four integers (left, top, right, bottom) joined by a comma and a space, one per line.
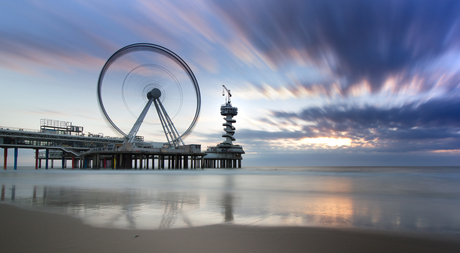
221, 85, 237, 145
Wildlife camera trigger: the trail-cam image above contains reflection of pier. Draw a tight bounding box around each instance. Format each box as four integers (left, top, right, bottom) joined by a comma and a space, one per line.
159, 192, 196, 229
0, 184, 204, 229
1, 126, 206, 170
1, 184, 15, 201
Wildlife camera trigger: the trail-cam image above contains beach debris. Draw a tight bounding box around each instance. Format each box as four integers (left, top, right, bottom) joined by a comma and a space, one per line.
133, 235, 139, 238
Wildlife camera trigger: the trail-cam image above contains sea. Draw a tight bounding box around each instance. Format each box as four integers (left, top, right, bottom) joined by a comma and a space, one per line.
1, 166, 460, 236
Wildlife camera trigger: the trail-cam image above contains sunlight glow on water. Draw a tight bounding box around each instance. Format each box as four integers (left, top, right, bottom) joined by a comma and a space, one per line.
1, 166, 460, 234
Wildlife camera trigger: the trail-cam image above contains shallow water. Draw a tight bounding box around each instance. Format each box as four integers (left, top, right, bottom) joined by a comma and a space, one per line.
1, 166, 460, 235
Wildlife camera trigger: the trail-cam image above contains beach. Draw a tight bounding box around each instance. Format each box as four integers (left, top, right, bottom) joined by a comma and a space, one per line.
1, 204, 459, 253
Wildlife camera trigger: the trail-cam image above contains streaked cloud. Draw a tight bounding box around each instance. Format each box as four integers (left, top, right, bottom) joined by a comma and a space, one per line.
211, 0, 460, 97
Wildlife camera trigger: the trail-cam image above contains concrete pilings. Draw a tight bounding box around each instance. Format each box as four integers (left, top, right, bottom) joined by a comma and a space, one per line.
2, 148, 19, 170
203, 159, 242, 168
1, 147, 205, 170
78, 152, 204, 170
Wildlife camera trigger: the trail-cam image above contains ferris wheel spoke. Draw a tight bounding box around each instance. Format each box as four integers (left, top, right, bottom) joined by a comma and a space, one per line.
126, 97, 154, 144
158, 99, 184, 147
153, 98, 172, 145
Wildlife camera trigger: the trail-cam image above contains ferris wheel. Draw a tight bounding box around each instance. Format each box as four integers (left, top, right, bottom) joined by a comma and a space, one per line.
97, 43, 201, 147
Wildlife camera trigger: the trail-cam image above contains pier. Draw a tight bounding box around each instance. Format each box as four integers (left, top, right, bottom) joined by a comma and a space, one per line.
0, 122, 206, 170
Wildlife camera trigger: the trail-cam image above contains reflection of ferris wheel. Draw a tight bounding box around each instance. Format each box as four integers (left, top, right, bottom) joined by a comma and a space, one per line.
97, 43, 201, 147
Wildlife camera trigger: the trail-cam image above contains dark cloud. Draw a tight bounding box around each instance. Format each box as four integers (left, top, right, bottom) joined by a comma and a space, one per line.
213, 0, 460, 93
287, 99, 460, 129
270, 98, 460, 152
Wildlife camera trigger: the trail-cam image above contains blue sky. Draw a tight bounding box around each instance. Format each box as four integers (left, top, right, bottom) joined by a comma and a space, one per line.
1, 0, 460, 166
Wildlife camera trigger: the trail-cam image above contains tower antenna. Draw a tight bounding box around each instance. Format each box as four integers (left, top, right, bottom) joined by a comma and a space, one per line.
222, 85, 232, 104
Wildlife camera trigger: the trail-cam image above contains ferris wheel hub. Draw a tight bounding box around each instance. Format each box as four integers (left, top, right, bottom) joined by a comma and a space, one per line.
147, 88, 162, 100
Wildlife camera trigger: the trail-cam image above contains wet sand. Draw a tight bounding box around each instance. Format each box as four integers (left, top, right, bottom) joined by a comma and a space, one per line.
1, 204, 459, 253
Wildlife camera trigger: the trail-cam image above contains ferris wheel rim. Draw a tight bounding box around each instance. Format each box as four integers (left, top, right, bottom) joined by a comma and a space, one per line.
97, 43, 201, 139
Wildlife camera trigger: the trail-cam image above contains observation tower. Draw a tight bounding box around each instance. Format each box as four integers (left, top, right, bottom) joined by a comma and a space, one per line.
204, 85, 245, 168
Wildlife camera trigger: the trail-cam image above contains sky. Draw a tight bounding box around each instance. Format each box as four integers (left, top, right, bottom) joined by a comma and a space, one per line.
1, 0, 460, 166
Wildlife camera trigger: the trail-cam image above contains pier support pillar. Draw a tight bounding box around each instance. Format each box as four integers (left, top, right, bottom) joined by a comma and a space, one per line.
93, 154, 98, 169
184, 156, 188, 169
45, 149, 49, 170
35, 149, 39, 170
62, 156, 65, 169
238, 159, 241, 168
72, 157, 75, 169
3, 148, 7, 170
13, 148, 18, 170
139, 155, 144, 170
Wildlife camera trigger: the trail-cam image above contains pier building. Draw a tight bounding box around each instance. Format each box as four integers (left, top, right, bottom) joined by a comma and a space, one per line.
203, 86, 245, 168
